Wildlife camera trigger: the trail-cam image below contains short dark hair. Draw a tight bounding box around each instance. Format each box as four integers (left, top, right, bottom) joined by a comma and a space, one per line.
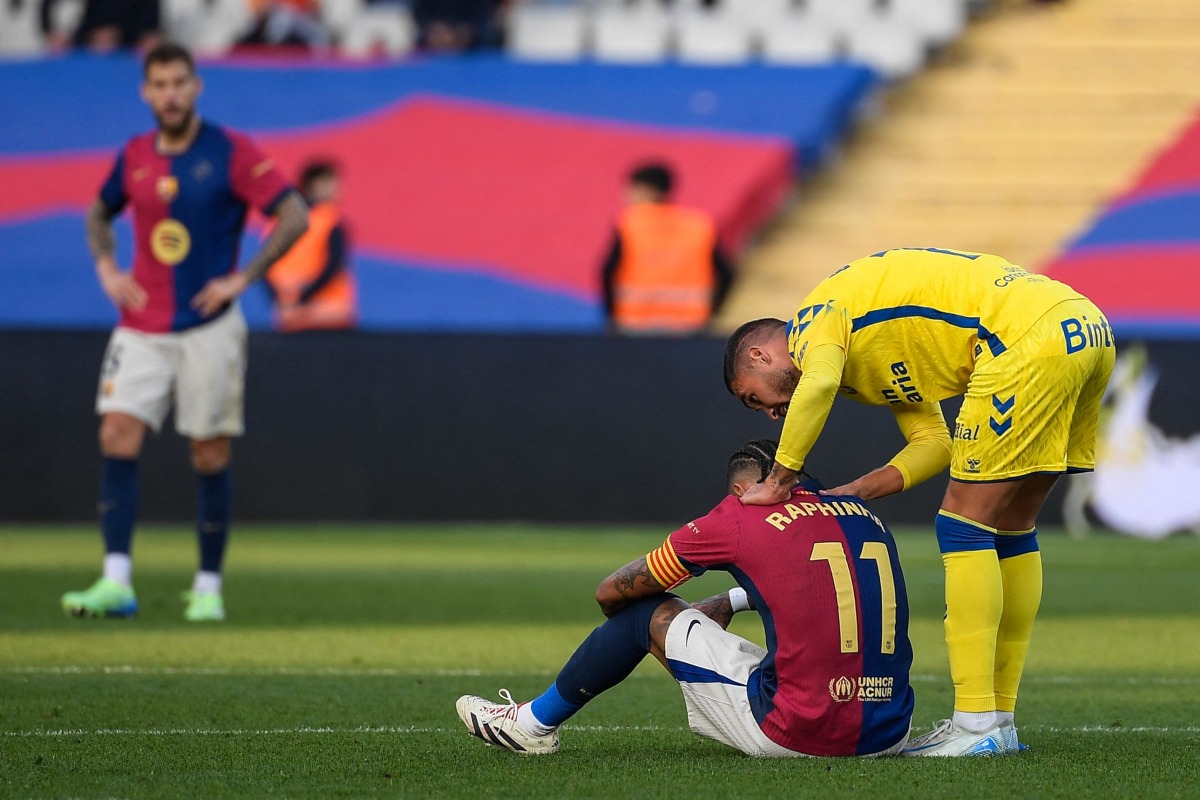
629, 162, 673, 196
727, 439, 778, 487
299, 160, 339, 194
723, 318, 786, 392
143, 42, 195, 78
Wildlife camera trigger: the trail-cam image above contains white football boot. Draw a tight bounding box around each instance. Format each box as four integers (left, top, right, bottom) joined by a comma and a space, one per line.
901, 718, 1006, 757
999, 721, 1029, 753
455, 688, 560, 755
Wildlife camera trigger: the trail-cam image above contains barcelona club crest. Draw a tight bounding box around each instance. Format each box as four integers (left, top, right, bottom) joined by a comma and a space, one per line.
156, 175, 178, 204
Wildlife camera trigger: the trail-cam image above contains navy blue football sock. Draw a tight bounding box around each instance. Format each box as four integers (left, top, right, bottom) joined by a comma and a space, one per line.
530, 594, 671, 727
196, 468, 232, 574
99, 457, 139, 555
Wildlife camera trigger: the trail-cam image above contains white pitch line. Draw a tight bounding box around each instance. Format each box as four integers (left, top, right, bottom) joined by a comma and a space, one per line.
911, 674, 1200, 687
4, 724, 1197, 739
4, 666, 1199, 686
1031, 726, 1200, 734
0, 666, 558, 678
2, 726, 447, 738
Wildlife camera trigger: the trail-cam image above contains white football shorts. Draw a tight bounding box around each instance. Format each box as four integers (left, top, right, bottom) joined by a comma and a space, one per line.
665, 609, 907, 758
96, 304, 248, 440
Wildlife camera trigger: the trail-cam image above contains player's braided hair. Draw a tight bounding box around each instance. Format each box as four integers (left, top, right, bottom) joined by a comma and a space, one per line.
723, 318, 786, 393
726, 439, 779, 485
726, 438, 816, 488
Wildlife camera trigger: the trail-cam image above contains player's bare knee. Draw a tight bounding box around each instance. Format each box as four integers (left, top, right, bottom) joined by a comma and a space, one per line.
190, 438, 231, 474
98, 414, 145, 459
648, 596, 692, 663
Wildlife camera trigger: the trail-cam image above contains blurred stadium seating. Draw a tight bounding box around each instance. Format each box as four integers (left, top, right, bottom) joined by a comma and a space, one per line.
3, 0, 1198, 336
719, 0, 1200, 329
0, 0, 1003, 332
4, 0, 1200, 528
3, 0, 982, 70
502, 0, 972, 77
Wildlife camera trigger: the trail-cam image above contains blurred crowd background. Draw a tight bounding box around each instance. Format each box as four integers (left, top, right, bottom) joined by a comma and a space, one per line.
3, 0, 1199, 535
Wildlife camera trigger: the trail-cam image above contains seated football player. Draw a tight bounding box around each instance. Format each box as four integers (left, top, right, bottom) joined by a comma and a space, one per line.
454, 440, 915, 757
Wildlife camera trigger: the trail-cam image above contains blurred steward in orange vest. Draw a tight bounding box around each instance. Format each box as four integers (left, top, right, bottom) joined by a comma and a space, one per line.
600, 162, 735, 335
265, 160, 358, 332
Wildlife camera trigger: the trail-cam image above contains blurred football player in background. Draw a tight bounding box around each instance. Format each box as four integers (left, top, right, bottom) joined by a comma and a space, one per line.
61, 42, 308, 622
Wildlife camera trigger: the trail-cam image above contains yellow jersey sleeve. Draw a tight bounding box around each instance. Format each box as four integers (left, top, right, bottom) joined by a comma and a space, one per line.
775, 342, 845, 472
885, 401, 952, 489
787, 298, 852, 368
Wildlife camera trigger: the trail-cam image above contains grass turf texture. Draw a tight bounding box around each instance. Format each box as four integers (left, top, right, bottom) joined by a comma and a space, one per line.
1, 525, 1198, 799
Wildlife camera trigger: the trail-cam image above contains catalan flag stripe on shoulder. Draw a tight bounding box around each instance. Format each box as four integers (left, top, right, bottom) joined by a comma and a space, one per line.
646, 538, 691, 589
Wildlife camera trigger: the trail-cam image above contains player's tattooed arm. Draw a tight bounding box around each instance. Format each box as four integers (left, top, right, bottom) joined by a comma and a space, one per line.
240, 191, 309, 283
691, 593, 736, 630
85, 199, 118, 266
87, 199, 147, 310
692, 590, 755, 630
596, 557, 667, 618
191, 192, 309, 317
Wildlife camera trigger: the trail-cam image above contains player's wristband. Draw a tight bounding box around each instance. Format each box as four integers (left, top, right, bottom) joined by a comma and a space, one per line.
729, 587, 750, 613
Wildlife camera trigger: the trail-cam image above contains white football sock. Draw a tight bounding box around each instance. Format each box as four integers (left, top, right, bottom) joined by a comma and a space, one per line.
192, 571, 222, 594
995, 711, 1015, 726
517, 703, 556, 737
953, 710, 999, 732
103, 553, 132, 587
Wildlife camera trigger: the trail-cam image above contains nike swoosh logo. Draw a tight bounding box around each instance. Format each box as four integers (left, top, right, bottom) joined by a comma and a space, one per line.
685, 619, 702, 646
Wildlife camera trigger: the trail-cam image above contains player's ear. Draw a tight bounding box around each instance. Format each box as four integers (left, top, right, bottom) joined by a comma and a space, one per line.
746, 345, 771, 367
194, 75, 204, 98
730, 479, 748, 498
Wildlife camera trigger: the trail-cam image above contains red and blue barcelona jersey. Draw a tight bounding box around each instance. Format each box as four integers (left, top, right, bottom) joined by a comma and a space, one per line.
648, 483, 914, 757
98, 121, 291, 333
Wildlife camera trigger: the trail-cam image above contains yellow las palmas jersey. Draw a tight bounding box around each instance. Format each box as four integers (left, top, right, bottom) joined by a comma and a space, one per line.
777, 248, 1085, 483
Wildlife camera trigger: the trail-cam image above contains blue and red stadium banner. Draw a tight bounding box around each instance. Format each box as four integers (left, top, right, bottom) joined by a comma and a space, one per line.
0, 54, 875, 332
1044, 107, 1200, 340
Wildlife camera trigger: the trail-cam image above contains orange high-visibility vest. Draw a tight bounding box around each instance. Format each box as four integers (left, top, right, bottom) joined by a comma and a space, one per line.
267, 202, 357, 332
612, 203, 717, 332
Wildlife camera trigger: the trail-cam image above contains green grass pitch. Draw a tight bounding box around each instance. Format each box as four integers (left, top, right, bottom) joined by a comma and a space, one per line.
2, 524, 1198, 799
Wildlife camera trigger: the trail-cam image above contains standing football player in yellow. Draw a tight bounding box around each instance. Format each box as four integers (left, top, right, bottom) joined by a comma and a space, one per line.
723, 247, 1115, 756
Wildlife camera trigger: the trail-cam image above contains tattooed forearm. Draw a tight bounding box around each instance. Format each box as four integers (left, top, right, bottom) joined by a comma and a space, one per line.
597, 557, 665, 618
612, 559, 654, 598
612, 564, 638, 597
240, 192, 309, 283
85, 200, 117, 264
691, 593, 736, 630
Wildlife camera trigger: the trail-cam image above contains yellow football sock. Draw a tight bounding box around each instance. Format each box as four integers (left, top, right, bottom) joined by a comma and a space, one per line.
995, 546, 1043, 714
942, 547, 1003, 713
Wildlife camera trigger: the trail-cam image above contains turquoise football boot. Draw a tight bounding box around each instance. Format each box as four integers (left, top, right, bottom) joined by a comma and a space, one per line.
62, 578, 138, 619
182, 590, 225, 622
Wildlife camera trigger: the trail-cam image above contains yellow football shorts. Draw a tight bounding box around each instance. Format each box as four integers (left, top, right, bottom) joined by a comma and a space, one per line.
950, 298, 1116, 482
